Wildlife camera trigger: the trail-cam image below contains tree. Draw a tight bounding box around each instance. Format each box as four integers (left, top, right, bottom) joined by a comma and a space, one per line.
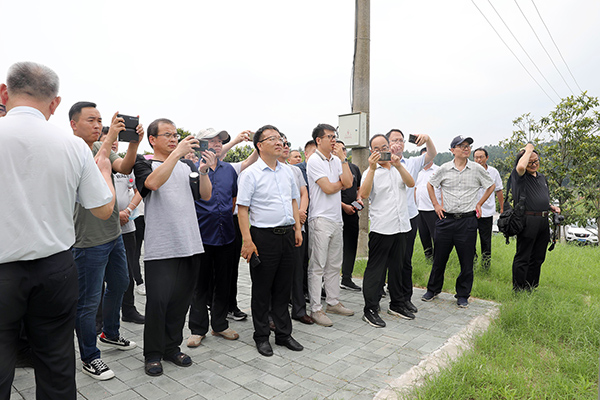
223, 145, 254, 163
177, 128, 192, 140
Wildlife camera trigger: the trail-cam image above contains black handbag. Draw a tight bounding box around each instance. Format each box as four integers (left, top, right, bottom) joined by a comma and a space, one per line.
497, 174, 526, 244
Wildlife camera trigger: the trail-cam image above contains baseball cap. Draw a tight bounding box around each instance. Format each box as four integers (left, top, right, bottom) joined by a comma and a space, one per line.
450, 135, 473, 148
196, 128, 230, 144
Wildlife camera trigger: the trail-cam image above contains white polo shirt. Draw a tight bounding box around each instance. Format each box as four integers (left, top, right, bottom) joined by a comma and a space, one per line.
401, 154, 426, 219
479, 165, 503, 218
0, 107, 113, 263
361, 164, 411, 235
307, 150, 344, 224
415, 164, 441, 211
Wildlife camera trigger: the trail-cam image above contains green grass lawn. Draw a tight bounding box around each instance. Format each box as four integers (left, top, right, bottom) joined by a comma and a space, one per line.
354, 234, 600, 399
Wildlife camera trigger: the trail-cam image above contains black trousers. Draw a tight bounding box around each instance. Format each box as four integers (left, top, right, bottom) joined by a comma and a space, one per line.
189, 243, 234, 335
249, 227, 294, 343
341, 212, 359, 282
0, 250, 78, 400
133, 216, 145, 285
228, 215, 243, 312
427, 216, 477, 298
291, 231, 308, 319
512, 215, 549, 290
363, 232, 406, 313
143, 255, 199, 361
477, 216, 493, 268
400, 216, 418, 301
417, 210, 437, 259
121, 231, 140, 316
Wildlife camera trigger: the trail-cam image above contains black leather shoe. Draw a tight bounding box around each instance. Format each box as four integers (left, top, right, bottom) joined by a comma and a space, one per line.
275, 336, 304, 352
256, 341, 273, 357
292, 315, 314, 325
404, 300, 418, 314
123, 310, 145, 324
163, 352, 192, 367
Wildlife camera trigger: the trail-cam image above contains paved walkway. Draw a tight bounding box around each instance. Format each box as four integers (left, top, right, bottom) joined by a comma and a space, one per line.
11, 259, 497, 400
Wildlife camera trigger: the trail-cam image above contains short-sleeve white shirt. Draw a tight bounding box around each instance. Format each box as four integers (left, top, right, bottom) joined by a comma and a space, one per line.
415, 164, 442, 211
479, 165, 503, 217
307, 150, 343, 224
401, 154, 426, 219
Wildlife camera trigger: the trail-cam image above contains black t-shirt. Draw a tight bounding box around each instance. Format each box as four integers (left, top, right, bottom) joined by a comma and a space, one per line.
341, 162, 362, 205
510, 169, 550, 212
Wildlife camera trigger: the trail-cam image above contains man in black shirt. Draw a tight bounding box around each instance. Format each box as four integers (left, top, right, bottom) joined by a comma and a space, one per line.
510, 143, 560, 291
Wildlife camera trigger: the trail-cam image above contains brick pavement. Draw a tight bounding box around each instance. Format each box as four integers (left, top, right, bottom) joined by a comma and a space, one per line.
11, 259, 496, 400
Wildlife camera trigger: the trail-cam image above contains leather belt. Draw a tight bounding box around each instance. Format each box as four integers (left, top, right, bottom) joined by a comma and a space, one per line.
256, 225, 294, 235
443, 211, 476, 219
525, 211, 549, 217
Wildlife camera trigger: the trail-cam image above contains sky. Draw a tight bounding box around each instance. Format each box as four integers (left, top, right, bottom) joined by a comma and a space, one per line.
2, 0, 598, 154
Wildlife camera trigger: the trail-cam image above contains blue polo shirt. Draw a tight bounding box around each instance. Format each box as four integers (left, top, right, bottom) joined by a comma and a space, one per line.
195, 160, 238, 246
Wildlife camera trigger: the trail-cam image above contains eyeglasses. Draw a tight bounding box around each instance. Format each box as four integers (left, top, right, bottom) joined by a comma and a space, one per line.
389, 138, 406, 144
282, 141, 291, 147
259, 136, 284, 144
528, 159, 539, 165
320, 134, 337, 141
154, 132, 181, 140
455, 144, 471, 150
372, 145, 390, 152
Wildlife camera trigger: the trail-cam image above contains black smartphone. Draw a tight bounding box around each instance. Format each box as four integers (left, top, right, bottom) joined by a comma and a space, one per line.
379, 151, 391, 161
351, 200, 363, 211
408, 134, 418, 144
250, 253, 261, 268
117, 114, 139, 142
194, 140, 210, 161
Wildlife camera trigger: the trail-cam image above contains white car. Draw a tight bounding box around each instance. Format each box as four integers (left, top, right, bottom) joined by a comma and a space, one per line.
565, 225, 598, 245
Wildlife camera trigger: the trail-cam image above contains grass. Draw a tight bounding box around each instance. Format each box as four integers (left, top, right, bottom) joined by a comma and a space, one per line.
354, 234, 600, 399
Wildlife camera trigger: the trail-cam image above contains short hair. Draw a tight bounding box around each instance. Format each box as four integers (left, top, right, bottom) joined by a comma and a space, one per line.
6, 62, 59, 101
385, 129, 404, 139
420, 147, 428, 155
369, 134, 389, 148
304, 140, 316, 150
473, 147, 488, 157
99, 126, 110, 141
68, 101, 96, 122
312, 123, 336, 141
336, 140, 346, 146
514, 148, 539, 168
290, 150, 301, 156
147, 118, 176, 148
253, 124, 280, 155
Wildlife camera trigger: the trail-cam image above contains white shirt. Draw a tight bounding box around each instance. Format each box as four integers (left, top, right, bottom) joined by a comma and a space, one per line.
285, 164, 307, 233
0, 107, 112, 263
415, 164, 441, 211
401, 154, 426, 219
479, 165, 503, 218
237, 158, 300, 228
114, 172, 136, 234
361, 164, 411, 235
307, 150, 344, 224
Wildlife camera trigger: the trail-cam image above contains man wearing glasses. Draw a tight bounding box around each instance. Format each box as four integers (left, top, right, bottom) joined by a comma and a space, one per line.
306, 123, 354, 327
134, 119, 213, 375
69, 101, 144, 380
422, 136, 495, 308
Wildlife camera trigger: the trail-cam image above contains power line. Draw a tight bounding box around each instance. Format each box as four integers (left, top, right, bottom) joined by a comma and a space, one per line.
485, 0, 563, 100
530, 0, 583, 93
513, 0, 575, 95
470, 0, 558, 104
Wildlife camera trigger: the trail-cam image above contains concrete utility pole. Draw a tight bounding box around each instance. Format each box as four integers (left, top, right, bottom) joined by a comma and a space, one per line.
353, 0, 370, 257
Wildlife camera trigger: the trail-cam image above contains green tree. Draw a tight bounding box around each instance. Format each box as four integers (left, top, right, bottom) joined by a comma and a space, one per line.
223, 145, 254, 163
177, 128, 192, 140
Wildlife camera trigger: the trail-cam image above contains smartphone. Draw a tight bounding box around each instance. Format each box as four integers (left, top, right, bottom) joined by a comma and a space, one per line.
250, 253, 261, 268
379, 151, 391, 161
408, 134, 418, 144
248, 132, 255, 141
351, 200, 363, 211
117, 114, 139, 142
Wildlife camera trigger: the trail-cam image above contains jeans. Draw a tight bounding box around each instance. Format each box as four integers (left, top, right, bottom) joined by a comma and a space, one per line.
73, 236, 130, 364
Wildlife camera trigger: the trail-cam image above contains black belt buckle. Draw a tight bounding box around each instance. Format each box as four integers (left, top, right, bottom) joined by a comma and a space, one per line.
273, 227, 288, 235
455, 213, 464, 219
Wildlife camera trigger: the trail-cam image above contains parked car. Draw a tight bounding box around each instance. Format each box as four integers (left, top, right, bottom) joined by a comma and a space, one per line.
565, 224, 598, 245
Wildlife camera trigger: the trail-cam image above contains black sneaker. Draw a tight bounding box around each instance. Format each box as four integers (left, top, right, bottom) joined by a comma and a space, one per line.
405, 300, 418, 313
340, 280, 361, 291
227, 309, 248, 321
82, 358, 115, 380
421, 291, 438, 302
363, 309, 386, 328
388, 305, 416, 320
457, 297, 469, 308
99, 332, 137, 350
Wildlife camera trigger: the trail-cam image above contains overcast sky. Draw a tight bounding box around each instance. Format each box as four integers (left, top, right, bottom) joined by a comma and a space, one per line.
2, 0, 598, 154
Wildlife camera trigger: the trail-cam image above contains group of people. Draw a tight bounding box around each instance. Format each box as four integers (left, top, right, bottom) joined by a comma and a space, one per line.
1, 61, 559, 400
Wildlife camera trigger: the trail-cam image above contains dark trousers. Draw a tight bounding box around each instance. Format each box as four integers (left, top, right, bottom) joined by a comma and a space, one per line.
400, 216, 418, 301
341, 212, 359, 282
189, 243, 234, 335
427, 216, 478, 298
249, 227, 294, 343
122, 231, 140, 316
512, 215, 549, 290
133, 216, 145, 285
143, 255, 199, 361
228, 215, 243, 312
417, 210, 437, 259
364, 232, 406, 313
477, 217, 493, 268
0, 250, 78, 400
291, 231, 308, 319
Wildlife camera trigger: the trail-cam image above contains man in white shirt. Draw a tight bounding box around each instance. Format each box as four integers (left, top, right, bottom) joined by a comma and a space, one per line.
473, 148, 504, 269
359, 135, 415, 327
0, 62, 114, 399
306, 124, 354, 327
415, 147, 441, 261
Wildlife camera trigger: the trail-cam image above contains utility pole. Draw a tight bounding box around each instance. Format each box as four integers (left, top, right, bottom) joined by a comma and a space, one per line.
353, 0, 370, 257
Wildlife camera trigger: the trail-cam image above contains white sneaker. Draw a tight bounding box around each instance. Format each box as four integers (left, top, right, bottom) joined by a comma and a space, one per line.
99, 333, 137, 350
135, 283, 146, 296
82, 358, 115, 380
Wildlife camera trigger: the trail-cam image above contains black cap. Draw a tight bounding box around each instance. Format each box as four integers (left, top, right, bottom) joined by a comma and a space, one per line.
450, 135, 473, 148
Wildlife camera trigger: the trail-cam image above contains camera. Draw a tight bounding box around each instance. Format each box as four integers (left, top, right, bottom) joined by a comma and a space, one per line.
553, 214, 565, 225
117, 114, 139, 142
379, 152, 391, 161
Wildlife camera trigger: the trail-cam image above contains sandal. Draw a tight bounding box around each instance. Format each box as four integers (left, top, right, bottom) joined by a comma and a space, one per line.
145, 360, 163, 376
163, 352, 192, 367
